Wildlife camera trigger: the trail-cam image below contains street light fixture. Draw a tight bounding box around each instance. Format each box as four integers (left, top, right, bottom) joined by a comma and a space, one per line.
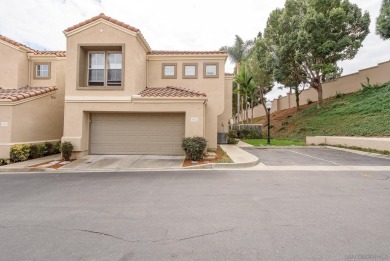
266, 100, 272, 145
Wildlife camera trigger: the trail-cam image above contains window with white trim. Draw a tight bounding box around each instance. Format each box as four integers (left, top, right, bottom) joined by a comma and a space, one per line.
34, 63, 50, 79
162, 63, 177, 79
183, 63, 197, 79
204, 63, 218, 78
88, 51, 122, 86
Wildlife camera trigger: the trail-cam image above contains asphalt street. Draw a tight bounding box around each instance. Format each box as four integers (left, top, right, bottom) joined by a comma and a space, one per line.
1, 170, 389, 260
244, 147, 390, 166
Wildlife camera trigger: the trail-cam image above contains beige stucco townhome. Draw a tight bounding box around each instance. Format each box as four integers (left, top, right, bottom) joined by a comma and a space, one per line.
0, 14, 232, 159
62, 13, 233, 158
0, 35, 65, 158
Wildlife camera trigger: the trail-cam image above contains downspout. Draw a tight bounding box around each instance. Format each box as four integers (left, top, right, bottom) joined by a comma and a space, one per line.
146, 55, 149, 87
27, 53, 32, 87
203, 99, 207, 139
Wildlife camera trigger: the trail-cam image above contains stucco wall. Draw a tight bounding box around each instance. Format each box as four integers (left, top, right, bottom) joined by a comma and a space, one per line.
217, 76, 233, 133
62, 100, 205, 158
0, 42, 28, 89
0, 106, 13, 158
65, 22, 147, 97
248, 60, 390, 118
63, 20, 229, 155
147, 56, 227, 148
0, 43, 66, 159
11, 94, 63, 143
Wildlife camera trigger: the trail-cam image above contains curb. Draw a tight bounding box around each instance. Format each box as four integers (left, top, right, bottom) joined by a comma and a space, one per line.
0, 167, 55, 174
183, 158, 261, 169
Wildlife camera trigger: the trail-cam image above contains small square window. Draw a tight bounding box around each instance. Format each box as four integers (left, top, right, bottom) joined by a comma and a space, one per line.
183, 63, 198, 79
162, 63, 177, 79
34, 63, 51, 79
204, 63, 218, 78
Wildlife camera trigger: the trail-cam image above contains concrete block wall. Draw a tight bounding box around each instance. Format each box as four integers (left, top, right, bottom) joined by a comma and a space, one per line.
247, 60, 390, 119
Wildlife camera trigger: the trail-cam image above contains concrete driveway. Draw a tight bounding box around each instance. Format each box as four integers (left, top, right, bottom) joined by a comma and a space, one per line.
62, 154, 185, 171
244, 147, 390, 166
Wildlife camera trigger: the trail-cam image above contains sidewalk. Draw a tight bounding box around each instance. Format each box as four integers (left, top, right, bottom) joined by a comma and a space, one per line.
185, 141, 259, 169
0, 144, 260, 172
0, 154, 61, 173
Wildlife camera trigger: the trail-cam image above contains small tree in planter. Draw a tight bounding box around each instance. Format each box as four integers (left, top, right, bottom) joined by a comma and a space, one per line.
182, 136, 207, 161
61, 141, 73, 161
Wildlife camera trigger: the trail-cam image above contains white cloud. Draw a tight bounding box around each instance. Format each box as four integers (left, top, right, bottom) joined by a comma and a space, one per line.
0, 0, 388, 77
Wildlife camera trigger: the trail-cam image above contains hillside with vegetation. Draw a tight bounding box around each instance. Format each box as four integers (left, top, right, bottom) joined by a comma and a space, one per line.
253, 82, 390, 141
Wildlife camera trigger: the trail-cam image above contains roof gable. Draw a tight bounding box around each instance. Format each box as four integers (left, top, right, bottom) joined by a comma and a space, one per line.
0, 34, 35, 52
1, 35, 66, 57
63, 13, 151, 52
64, 13, 140, 34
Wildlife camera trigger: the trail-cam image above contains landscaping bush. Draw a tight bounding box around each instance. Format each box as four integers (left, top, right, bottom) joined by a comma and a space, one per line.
29, 144, 41, 159
227, 130, 238, 144
237, 129, 261, 139
44, 142, 54, 155
0, 159, 8, 166
182, 136, 207, 161
38, 144, 48, 157
61, 141, 73, 161
10, 144, 30, 162
53, 142, 61, 154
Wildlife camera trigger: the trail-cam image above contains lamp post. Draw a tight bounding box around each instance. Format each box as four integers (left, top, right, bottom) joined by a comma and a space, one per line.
266, 100, 272, 145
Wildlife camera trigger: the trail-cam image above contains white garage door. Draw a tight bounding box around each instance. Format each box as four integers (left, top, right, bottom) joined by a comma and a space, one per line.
90, 113, 185, 155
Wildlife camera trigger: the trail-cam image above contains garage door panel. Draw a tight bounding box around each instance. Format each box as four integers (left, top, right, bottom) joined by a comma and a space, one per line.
90, 113, 185, 155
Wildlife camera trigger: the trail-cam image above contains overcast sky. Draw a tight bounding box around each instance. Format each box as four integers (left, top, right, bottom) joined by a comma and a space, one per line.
1, 0, 389, 94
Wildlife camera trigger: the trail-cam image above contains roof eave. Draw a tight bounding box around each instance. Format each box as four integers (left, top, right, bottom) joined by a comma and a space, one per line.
63, 18, 151, 53
132, 95, 207, 103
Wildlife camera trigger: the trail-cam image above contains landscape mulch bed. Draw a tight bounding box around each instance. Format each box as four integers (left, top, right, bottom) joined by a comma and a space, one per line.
29, 159, 76, 169
182, 146, 232, 167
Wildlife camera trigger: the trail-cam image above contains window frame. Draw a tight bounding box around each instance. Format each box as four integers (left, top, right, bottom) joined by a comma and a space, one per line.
77, 44, 124, 90
87, 51, 123, 87
182, 63, 198, 79
203, 63, 219, 78
162, 63, 177, 79
33, 62, 51, 79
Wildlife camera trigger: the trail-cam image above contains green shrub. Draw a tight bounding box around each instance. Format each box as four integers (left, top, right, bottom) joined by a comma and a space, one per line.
53, 142, 61, 154
29, 144, 40, 159
10, 144, 30, 162
38, 144, 48, 157
61, 141, 73, 161
182, 136, 207, 161
0, 159, 8, 166
238, 129, 261, 139
44, 142, 54, 155
228, 130, 238, 144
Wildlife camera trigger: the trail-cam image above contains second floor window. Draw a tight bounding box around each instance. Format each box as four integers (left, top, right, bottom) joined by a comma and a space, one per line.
34, 62, 51, 79
88, 51, 122, 86
162, 63, 177, 79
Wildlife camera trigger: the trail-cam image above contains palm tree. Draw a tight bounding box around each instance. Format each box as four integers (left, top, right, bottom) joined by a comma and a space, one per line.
220, 35, 254, 123
234, 64, 254, 124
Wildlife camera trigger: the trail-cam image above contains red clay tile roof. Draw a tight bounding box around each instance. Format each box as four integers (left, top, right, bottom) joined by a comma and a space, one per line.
149, 50, 227, 55
0, 87, 57, 102
0, 34, 35, 52
139, 86, 206, 98
1, 34, 66, 57
64, 13, 140, 33
33, 50, 66, 57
